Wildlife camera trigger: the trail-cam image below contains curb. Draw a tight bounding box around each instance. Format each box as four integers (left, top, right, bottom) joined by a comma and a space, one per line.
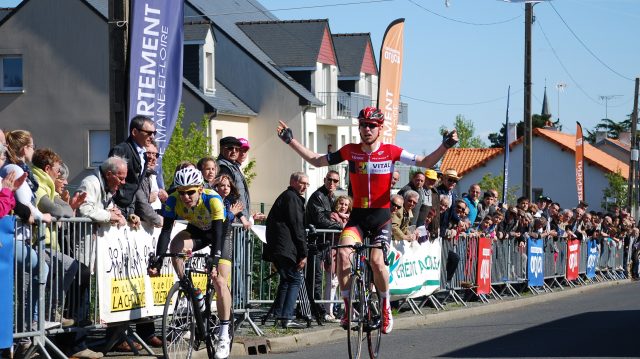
265, 280, 630, 354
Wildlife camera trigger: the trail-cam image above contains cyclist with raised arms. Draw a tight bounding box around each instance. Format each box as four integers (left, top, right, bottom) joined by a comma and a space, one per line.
276, 107, 458, 334
147, 167, 232, 359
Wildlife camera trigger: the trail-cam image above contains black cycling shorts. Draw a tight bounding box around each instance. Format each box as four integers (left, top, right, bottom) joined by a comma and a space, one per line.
183, 224, 233, 266
340, 208, 391, 245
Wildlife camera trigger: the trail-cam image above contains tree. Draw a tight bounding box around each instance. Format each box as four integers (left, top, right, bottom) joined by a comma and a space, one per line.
440, 114, 486, 148
477, 172, 520, 205
584, 117, 632, 144
601, 170, 627, 211
488, 114, 561, 148
242, 158, 257, 186
162, 106, 212, 188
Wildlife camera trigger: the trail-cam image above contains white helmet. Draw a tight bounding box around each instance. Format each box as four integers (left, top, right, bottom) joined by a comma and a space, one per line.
174, 167, 203, 187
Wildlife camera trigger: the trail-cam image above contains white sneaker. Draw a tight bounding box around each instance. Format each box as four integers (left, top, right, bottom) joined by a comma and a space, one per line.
214, 336, 231, 359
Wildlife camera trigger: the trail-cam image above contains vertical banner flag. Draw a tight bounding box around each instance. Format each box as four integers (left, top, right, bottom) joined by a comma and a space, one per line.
128, 0, 184, 186
585, 239, 598, 279
476, 237, 492, 295
377, 18, 405, 144
566, 239, 580, 281
502, 86, 511, 204
575, 122, 585, 202
527, 237, 544, 287
0, 216, 15, 349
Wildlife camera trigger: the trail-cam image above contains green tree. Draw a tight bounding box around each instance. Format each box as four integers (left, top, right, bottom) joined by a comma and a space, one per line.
601, 170, 627, 210
162, 106, 212, 187
242, 158, 257, 186
488, 114, 562, 148
477, 172, 520, 205
440, 114, 486, 148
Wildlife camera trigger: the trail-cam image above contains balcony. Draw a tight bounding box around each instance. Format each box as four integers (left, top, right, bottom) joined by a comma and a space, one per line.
316, 91, 409, 129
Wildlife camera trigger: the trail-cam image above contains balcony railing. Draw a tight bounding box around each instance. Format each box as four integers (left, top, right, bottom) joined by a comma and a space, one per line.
316, 91, 409, 127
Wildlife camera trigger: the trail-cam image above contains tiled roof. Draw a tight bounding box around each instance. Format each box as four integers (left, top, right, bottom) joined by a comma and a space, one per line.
332, 33, 368, 79
537, 128, 629, 179
187, 0, 322, 106
0, 8, 13, 22
183, 78, 256, 117
441, 128, 629, 180
237, 19, 328, 68
603, 137, 631, 152
441, 148, 503, 177
184, 22, 211, 42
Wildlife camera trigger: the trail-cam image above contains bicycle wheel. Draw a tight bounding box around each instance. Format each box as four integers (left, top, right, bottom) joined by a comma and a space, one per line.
347, 276, 365, 359
162, 282, 196, 359
366, 285, 382, 358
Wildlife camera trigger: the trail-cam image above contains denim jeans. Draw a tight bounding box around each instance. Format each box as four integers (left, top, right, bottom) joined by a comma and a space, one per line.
273, 258, 302, 320
15, 240, 49, 330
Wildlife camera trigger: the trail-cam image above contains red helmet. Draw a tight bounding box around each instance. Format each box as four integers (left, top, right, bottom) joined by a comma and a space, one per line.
358, 106, 384, 125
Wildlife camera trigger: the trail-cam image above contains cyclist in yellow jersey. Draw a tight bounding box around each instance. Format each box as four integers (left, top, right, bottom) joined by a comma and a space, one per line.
148, 167, 232, 359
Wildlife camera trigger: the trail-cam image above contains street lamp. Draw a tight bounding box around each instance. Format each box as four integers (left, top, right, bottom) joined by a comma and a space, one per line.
503, 0, 551, 199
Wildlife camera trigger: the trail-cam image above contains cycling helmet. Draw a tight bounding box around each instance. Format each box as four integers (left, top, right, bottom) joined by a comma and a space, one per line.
174, 167, 203, 187
358, 106, 384, 125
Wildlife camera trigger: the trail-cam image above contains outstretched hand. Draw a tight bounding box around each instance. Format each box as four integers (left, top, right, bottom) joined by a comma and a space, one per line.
443, 129, 459, 149
276, 120, 294, 144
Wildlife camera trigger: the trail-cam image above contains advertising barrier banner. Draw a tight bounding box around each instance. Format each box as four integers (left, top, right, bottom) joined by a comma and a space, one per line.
388, 237, 441, 300
0, 216, 14, 348
476, 237, 492, 295
527, 237, 544, 286
586, 239, 598, 279
566, 239, 580, 280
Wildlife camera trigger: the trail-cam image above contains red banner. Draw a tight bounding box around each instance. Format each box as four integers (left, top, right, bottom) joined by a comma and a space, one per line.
566, 239, 580, 280
377, 19, 404, 144
476, 237, 492, 295
575, 122, 585, 202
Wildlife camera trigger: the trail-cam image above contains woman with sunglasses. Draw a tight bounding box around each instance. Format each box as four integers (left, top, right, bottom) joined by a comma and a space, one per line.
148, 167, 233, 359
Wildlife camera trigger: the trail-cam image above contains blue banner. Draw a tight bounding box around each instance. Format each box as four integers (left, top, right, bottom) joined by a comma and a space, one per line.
586, 239, 598, 278
128, 0, 184, 186
527, 237, 544, 287
0, 216, 15, 349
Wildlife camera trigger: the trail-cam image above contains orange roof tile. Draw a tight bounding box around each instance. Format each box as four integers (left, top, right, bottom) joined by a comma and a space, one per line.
440, 128, 629, 180
535, 128, 629, 179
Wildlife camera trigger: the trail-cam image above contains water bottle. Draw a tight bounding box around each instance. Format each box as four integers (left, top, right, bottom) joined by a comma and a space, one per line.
194, 288, 205, 312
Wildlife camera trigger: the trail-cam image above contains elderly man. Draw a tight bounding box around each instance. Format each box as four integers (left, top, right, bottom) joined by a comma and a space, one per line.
391, 170, 400, 189
263, 172, 310, 329
422, 169, 441, 237
463, 184, 482, 225
134, 141, 163, 228
398, 172, 427, 226
392, 190, 419, 242
108, 115, 156, 213
77, 156, 127, 225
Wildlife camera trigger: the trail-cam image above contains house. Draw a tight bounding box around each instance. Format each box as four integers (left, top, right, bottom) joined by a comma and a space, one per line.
441, 128, 629, 211
593, 131, 631, 164
0, 0, 411, 210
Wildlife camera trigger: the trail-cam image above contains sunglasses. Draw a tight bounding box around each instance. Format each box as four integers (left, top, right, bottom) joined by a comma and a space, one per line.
359, 123, 378, 130
391, 203, 402, 209
146, 152, 158, 158
224, 146, 240, 152
137, 128, 157, 136
178, 189, 198, 196
448, 179, 458, 184
325, 178, 339, 183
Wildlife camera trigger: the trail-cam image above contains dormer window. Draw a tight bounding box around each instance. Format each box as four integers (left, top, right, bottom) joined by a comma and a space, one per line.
205, 51, 214, 93
1, 55, 23, 92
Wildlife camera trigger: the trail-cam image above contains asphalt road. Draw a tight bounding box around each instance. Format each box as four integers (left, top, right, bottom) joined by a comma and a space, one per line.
266, 281, 640, 358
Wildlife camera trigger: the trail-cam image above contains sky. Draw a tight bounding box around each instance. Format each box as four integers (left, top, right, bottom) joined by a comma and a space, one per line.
2, 0, 637, 156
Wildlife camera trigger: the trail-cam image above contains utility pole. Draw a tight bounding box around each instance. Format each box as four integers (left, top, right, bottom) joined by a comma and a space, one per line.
109, 0, 129, 147
556, 82, 567, 122
599, 94, 623, 120
523, 2, 533, 199
629, 78, 639, 218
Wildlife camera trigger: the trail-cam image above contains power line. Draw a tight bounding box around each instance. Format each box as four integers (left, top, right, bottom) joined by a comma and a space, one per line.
407, 0, 522, 26
184, 0, 395, 18
401, 88, 523, 106
548, 2, 634, 82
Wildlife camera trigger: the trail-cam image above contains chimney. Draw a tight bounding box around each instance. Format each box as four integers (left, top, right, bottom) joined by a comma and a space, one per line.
595, 131, 608, 144
618, 131, 631, 145
508, 123, 517, 145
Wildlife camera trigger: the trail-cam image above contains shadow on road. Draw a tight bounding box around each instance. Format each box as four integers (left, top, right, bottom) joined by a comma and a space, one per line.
440, 310, 639, 357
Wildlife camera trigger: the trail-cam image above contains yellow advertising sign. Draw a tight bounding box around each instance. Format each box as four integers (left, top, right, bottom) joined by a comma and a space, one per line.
110, 277, 146, 312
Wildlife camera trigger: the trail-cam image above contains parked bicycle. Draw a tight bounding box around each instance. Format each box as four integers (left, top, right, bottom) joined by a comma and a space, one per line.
155, 249, 234, 359
334, 239, 387, 359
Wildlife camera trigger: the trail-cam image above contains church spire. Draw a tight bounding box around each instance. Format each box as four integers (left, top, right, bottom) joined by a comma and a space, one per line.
541, 86, 551, 118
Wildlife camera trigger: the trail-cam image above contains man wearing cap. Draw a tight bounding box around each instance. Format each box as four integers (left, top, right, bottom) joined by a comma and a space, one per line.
275, 107, 457, 334
398, 172, 427, 226
217, 136, 252, 228
438, 169, 461, 237
422, 169, 441, 238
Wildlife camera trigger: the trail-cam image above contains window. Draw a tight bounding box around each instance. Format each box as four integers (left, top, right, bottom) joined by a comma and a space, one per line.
1, 55, 23, 91
205, 52, 214, 93
89, 130, 110, 167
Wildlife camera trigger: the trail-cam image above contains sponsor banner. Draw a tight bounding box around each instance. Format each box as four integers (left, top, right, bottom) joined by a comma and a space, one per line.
0, 216, 14, 349
527, 237, 544, 286
575, 122, 585, 202
476, 237, 492, 295
377, 19, 404, 144
585, 239, 598, 279
96, 222, 190, 323
566, 239, 580, 280
388, 237, 441, 300
128, 0, 184, 186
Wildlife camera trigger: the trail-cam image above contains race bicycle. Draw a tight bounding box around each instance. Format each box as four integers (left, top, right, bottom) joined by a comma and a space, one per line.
156, 249, 234, 359
334, 239, 388, 359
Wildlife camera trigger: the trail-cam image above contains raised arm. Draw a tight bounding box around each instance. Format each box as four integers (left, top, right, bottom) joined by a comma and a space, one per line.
277, 120, 329, 168
415, 129, 458, 168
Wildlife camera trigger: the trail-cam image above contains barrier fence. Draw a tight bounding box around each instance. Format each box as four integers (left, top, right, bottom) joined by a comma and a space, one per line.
2, 217, 629, 357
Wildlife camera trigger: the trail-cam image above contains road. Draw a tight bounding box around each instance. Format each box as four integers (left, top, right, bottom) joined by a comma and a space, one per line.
265, 281, 640, 358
